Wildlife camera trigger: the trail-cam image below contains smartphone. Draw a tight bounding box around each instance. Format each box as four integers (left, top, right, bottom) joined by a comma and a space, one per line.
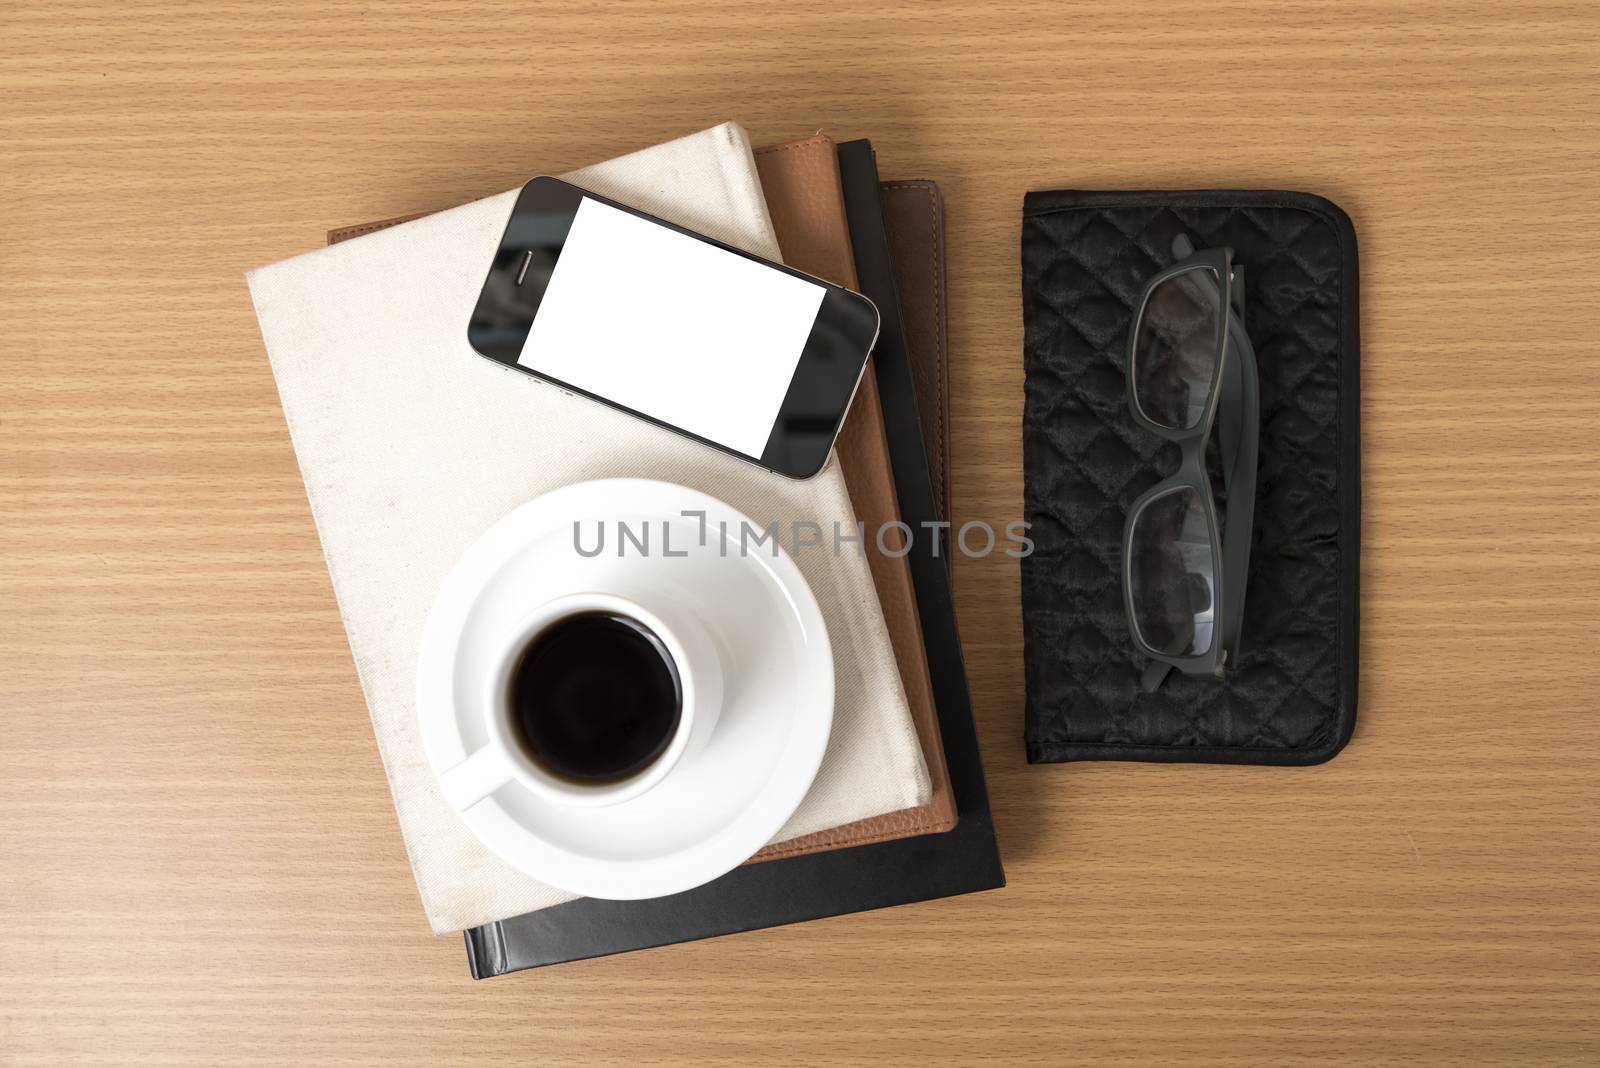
468, 176, 880, 479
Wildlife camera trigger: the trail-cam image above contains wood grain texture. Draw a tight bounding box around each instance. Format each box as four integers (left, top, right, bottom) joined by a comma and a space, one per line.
3, 1, 1597, 1064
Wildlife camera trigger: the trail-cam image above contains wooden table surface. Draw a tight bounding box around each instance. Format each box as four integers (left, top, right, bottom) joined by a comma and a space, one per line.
5, 2, 1598, 1064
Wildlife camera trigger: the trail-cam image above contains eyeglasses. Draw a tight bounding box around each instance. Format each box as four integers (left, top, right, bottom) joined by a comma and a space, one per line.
1121, 235, 1260, 692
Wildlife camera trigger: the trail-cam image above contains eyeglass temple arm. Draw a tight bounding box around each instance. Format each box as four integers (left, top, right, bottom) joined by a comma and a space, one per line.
1172, 235, 1260, 661
1141, 660, 1172, 692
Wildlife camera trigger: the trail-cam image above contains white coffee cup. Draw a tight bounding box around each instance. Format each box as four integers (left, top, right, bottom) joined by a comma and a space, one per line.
436, 592, 722, 810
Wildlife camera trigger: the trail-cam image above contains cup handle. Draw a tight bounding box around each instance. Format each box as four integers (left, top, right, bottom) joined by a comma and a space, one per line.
436, 746, 516, 811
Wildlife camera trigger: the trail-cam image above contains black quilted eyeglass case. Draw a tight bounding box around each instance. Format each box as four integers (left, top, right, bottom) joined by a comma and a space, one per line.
1020, 190, 1359, 765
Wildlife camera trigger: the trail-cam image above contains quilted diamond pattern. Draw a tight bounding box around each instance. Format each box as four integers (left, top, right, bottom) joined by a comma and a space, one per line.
1021, 190, 1358, 764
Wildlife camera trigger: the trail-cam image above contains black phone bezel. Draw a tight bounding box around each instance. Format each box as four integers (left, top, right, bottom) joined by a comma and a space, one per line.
467, 176, 879, 480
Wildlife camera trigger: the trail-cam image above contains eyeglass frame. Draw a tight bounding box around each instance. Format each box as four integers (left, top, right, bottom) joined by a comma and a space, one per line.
1121, 236, 1261, 692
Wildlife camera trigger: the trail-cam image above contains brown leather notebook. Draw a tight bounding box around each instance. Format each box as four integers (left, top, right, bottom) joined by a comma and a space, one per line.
326, 135, 957, 857
746, 135, 954, 857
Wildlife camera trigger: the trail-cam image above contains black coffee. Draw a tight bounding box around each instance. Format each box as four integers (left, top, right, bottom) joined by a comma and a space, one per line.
508, 612, 682, 783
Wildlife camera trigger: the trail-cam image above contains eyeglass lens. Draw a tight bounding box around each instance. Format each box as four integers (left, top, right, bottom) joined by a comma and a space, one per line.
1133, 266, 1220, 430
1128, 486, 1217, 658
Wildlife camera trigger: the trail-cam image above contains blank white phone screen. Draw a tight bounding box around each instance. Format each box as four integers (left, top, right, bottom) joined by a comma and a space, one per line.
518, 197, 827, 458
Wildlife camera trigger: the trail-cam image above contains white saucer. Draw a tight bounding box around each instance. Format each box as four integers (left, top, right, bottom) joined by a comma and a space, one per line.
415, 479, 834, 900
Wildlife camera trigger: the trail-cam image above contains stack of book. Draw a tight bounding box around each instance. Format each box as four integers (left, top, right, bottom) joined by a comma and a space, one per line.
249, 124, 1002, 976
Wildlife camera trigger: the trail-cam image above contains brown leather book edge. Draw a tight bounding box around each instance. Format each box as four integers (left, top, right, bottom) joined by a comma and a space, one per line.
879, 179, 951, 571
324, 140, 958, 858
746, 135, 954, 858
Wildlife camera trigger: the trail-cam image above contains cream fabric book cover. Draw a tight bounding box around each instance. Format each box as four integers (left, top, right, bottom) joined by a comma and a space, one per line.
246, 123, 929, 934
